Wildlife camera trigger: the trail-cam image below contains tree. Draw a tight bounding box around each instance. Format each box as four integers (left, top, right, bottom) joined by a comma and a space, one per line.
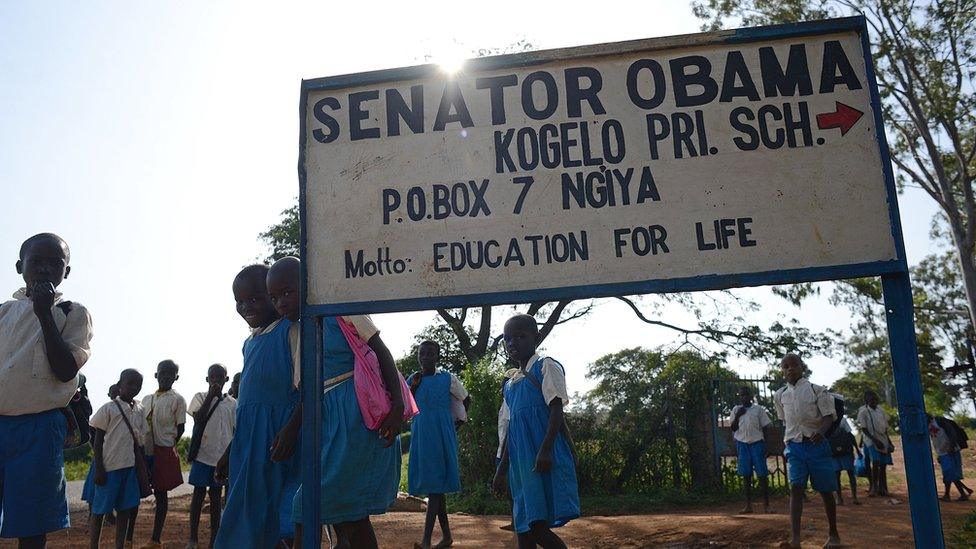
693, 0, 976, 352
584, 347, 736, 491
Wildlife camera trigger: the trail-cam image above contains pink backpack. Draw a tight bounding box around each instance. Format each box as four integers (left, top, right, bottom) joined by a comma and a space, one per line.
337, 317, 419, 430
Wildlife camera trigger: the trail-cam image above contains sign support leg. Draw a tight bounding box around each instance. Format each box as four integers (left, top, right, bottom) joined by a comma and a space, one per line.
881, 271, 944, 548
300, 316, 323, 548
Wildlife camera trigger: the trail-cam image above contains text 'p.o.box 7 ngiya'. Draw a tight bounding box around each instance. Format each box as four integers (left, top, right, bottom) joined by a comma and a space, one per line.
299, 16, 902, 315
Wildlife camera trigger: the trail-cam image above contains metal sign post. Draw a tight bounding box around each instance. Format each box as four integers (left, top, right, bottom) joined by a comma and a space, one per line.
299, 17, 943, 547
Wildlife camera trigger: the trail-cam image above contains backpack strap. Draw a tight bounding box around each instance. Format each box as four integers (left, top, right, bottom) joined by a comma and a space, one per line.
114, 400, 142, 446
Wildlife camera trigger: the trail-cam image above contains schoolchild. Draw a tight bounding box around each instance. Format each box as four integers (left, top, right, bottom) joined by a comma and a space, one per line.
928, 414, 973, 501
141, 359, 187, 547
831, 412, 860, 506
89, 369, 149, 549
492, 314, 579, 549
856, 390, 892, 497
187, 363, 236, 548
730, 386, 772, 514
279, 257, 404, 549
773, 353, 840, 549
407, 340, 471, 549
214, 264, 301, 548
229, 372, 241, 399
84, 383, 120, 524
0, 233, 94, 546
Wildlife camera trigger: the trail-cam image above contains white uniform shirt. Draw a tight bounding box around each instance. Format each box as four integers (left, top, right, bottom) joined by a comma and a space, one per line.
857, 405, 889, 448
258, 314, 379, 389
0, 290, 93, 416
928, 418, 957, 456
774, 378, 835, 443
444, 370, 470, 422
731, 404, 772, 444
499, 355, 570, 422
497, 398, 510, 459
142, 389, 187, 449
188, 392, 237, 466
90, 397, 149, 472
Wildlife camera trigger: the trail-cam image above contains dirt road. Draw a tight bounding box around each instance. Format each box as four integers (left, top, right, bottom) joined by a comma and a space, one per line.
7, 449, 973, 548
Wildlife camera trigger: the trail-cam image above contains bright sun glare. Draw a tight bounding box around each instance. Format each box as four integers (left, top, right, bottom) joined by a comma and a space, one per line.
433, 43, 467, 74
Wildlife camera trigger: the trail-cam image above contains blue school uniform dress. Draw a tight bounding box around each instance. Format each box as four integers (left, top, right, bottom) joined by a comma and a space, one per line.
0, 290, 92, 538
216, 319, 301, 548
293, 315, 401, 525
503, 356, 579, 534
930, 418, 964, 483
407, 370, 462, 495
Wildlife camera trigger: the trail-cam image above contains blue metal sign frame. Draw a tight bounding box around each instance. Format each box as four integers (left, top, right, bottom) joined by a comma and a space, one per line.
298, 16, 943, 548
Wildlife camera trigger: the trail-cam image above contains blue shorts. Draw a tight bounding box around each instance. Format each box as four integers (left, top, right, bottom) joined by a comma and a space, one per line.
92, 467, 141, 515
833, 454, 855, 473
865, 445, 894, 465
82, 461, 96, 503
736, 440, 768, 477
786, 440, 838, 493
0, 410, 69, 538
939, 451, 964, 483
189, 461, 221, 489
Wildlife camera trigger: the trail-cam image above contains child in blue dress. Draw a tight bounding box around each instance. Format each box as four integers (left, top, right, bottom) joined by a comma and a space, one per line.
214, 264, 302, 548
275, 257, 404, 549
492, 314, 579, 549
407, 340, 470, 549
83, 383, 119, 525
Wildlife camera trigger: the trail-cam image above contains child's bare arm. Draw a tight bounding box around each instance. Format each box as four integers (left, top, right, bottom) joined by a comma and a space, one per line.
271, 403, 301, 462
215, 443, 231, 483
492, 438, 509, 495
463, 395, 472, 413
93, 429, 107, 485
31, 282, 79, 382
535, 398, 564, 473
369, 334, 404, 446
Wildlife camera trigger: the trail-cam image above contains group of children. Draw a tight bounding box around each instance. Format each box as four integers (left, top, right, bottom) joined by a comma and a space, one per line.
82, 359, 239, 549
731, 355, 972, 548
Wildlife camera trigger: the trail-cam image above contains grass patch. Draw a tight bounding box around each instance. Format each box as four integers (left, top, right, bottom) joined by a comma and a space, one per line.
400, 452, 410, 493
949, 510, 976, 548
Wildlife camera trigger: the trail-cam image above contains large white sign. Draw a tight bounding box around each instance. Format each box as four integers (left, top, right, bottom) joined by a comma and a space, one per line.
301, 24, 898, 309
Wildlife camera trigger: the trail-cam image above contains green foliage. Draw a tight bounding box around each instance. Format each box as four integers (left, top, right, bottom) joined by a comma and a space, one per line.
580, 348, 735, 493
451, 355, 506, 513
65, 459, 90, 482
949, 510, 976, 548
259, 205, 299, 262
395, 322, 475, 377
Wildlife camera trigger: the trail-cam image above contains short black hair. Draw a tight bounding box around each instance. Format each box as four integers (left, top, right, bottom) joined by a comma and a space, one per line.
19, 233, 70, 262
419, 340, 441, 351
157, 359, 179, 373
119, 368, 143, 382
208, 363, 228, 376
505, 313, 539, 334
738, 386, 753, 396
232, 372, 241, 381
236, 264, 271, 283
864, 389, 878, 399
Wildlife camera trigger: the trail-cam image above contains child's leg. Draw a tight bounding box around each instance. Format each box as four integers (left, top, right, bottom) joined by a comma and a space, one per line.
127, 505, 139, 542
208, 486, 223, 547
435, 494, 453, 548
788, 484, 804, 548
819, 491, 840, 547
421, 494, 442, 547
348, 517, 378, 549
880, 463, 889, 495
115, 508, 134, 549
943, 481, 952, 501
847, 470, 860, 504
741, 474, 754, 513
516, 532, 538, 549
89, 514, 105, 549
528, 521, 567, 549
759, 476, 770, 512
834, 471, 844, 505
189, 486, 207, 543
151, 489, 168, 542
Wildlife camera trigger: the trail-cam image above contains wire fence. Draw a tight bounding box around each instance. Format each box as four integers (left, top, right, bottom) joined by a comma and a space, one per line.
712, 377, 789, 491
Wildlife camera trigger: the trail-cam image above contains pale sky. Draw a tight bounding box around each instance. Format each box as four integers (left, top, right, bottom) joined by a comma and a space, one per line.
0, 1, 943, 419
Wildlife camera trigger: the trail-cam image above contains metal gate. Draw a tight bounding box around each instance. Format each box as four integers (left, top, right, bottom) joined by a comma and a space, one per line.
712, 378, 788, 491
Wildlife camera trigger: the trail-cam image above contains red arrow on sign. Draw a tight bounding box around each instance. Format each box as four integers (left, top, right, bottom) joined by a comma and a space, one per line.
816, 102, 864, 136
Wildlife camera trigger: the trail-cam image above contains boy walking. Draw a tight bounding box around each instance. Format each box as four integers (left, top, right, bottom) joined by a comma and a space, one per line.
90, 369, 149, 549
856, 390, 891, 497
141, 359, 187, 547
187, 364, 236, 548
730, 386, 772, 514
928, 414, 973, 501
0, 233, 93, 547
773, 353, 840, 549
